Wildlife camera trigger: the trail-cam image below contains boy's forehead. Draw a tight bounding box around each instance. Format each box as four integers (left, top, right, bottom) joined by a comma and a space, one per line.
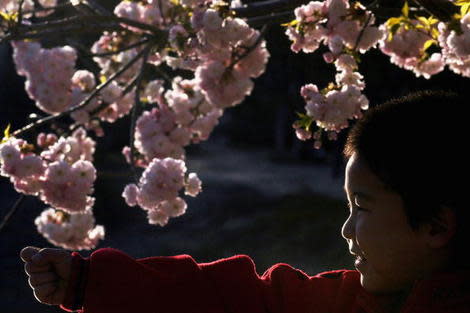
344, 153, 386, 199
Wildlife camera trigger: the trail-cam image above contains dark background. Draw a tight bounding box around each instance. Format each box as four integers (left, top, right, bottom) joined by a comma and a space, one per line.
1, 1, 469, 312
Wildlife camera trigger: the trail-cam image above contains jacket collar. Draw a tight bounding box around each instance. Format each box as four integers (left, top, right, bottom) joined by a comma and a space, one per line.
356, 270, 470, 313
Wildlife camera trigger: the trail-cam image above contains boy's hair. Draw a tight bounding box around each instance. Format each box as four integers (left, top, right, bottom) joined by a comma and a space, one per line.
343, 90, 467, 266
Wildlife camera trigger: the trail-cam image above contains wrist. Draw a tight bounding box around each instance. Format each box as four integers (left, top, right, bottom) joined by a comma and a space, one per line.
60, 252, 89, 312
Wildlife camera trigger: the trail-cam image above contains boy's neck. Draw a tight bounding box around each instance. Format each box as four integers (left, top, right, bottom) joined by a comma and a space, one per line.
374, 291, 409, 313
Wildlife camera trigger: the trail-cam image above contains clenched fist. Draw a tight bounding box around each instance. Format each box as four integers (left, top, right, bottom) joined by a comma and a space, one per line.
20, 246, 72, 305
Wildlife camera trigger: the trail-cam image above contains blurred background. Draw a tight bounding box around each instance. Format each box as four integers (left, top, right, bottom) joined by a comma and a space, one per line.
1, 1, 469, 312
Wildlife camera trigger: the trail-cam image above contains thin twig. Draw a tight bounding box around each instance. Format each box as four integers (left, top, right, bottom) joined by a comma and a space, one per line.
412, 0, 458, 22
4, 25, 125, 41
245, 10, 294, 28
129, 46, 151, 183
17, 0, 26, 28
0, 194, 25, 234
233, 0, 309, 18
85, 38, 151, 57
121, 74, 140, 98
12, 44, 154, 138
16, 14, 162, 34
21, 2, 73, 15
353, 12, 373, 52
229, 24, 269, 69
75, 0, 112, 16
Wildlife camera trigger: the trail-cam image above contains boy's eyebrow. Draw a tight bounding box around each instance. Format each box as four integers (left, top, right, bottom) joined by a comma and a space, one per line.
343, 186, 374, 201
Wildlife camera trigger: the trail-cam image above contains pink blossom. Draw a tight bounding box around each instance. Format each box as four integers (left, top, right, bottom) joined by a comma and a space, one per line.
438, 16, 470, 77
302, 84, 367, 132
160, 197, 187, 217
122, 184, 139, 207
295, 128, 313, 141
12, 42, 77, 114
380, 22, 430, 70
413, 53, 446, 79
35, 208, 104, 250
234, 31, 270, 78
185, 173, 202, 197
196, 61, 254, 108
147, 209, 169, 226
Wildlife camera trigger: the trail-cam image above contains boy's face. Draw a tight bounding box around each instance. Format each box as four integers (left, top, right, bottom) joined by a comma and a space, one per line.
342, 153, 433, 294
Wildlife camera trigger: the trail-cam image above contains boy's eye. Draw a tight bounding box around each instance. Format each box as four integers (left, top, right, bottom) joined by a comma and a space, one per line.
347, 202, 367, 212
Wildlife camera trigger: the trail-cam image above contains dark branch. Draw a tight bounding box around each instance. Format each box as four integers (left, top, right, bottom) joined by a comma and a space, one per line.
0, 194, 25, 234
412, 0, 458, 22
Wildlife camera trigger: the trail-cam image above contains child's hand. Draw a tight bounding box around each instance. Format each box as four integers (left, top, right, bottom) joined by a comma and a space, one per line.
20, 246, 72, 305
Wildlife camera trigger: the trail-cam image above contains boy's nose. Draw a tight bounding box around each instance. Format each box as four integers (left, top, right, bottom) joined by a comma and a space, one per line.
341, 213, 355, 240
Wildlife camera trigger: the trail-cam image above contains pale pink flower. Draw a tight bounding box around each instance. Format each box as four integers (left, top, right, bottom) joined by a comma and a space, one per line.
413, 53, 446, 79
160, 197, 187, 217
147, 209, 169, 226
35, 208, 104, 250
295, 128, 313, 141
122, 184, 139, 207
185, 173, 202, 197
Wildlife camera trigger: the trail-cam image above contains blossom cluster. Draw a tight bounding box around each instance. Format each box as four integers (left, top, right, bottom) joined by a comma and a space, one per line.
94, 1, 270, 110
131, 77, 223, 166
286, 0, 383, 55
287, 1, 470, 147
2, 0, 269, 246
0, 128, 102, 248
0, 128, 96, 212
35, 208, 104, 251
286, 0, 380, 145
438, 13, 470, 77
122, 157, 201, 226
12, 41, 77, 114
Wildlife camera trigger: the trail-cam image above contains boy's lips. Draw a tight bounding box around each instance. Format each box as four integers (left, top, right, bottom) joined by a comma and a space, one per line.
350, 250, 367, 269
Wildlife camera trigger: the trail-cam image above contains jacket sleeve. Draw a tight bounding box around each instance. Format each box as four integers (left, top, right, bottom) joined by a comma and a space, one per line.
60, 248, 358, 313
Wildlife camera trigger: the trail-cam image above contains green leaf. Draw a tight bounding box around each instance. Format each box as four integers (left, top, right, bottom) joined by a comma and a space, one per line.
423, 39, 436, 52
402, 1, 409, 18
461, 3, 470, 16
0, 11, 18, 21
1, 124, 11, 144
385, 17, 403, 28
281, 19, 299, 27
455, 0, 470, 6
417, 16, 429, 27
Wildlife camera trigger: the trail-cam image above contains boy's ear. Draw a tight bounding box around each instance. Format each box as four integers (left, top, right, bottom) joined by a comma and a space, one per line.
425, 206, 457, 249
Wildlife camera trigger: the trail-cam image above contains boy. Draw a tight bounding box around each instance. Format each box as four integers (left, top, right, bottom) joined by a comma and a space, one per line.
20, 90, 469, 313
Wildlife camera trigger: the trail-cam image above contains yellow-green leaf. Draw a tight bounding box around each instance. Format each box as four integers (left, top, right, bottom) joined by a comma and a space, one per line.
0, 11, 17, 21
461, 3, 470, 15
417, 16, 429, 27
455, 0, 470, 6
281, 19, 299, 27
428, 17, 439, 25
1, 124, 11, 144
4, 124, 11, 138
402, 1, 409, 18
423, 39, 436, 52
386, 17, 403, 28
99, 75, 107, 84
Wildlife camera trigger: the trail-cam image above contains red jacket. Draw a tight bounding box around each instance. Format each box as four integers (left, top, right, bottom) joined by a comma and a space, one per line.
60, 248, 470, 313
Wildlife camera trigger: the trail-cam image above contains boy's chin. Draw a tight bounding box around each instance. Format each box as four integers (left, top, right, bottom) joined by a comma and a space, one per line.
360, 274, 404, 295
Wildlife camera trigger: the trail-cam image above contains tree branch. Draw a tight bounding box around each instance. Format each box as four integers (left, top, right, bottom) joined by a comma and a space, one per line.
412, 0, 458, 22
0, 194, 25, 234
233, 0, 309, 18
129, 48, 151, 183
